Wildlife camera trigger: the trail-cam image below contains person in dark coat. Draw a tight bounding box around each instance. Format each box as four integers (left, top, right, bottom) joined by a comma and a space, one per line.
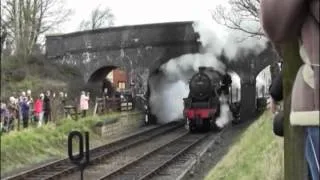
43, 91, 51, 124
269, 71, 284, 137
221, 74, 232, 95
269, 72, 283, 113
20, 97, 30, 128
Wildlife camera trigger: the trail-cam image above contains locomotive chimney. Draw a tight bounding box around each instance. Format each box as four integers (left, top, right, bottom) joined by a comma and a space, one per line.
199, 66, 206, 73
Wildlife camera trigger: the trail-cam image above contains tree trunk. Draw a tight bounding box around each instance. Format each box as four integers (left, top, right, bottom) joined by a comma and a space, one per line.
281, 40, 307, 180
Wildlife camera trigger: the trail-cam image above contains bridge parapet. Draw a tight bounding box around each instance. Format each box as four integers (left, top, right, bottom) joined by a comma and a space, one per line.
46, 21, 199, 59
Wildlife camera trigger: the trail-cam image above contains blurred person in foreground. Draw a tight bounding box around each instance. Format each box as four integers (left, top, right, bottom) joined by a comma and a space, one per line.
260, 0, 319, 179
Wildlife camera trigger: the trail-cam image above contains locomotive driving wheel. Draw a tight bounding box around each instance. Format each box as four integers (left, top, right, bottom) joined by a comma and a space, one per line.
203, 119, 211, 131
188, 119, 197, 133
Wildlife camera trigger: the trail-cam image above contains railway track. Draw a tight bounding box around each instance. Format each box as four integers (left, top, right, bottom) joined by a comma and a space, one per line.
98, 132, 210, 180
3, 122, 183, 180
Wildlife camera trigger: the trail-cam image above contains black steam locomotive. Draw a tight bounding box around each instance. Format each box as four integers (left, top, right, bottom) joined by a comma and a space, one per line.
183, 66, 239, 132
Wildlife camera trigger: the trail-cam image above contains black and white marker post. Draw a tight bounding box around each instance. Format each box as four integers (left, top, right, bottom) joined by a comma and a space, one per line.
68, 131, 90, 180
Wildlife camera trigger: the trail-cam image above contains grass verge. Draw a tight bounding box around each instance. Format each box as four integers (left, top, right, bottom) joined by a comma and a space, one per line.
205, 111, 284, 180
0, 111, 141, 175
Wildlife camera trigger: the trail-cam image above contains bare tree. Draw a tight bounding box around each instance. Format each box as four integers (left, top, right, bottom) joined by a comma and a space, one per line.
1, 18, 8, 53
212, 0, 282, 82
79, 6, 115, 31
1, 0, 72, 56
212, 0, 264, 40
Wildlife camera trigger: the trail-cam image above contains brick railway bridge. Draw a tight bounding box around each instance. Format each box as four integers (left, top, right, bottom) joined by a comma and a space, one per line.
45, 21, 278, 119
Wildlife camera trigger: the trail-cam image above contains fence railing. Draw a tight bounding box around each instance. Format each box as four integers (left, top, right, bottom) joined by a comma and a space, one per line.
93, 97, 134, 117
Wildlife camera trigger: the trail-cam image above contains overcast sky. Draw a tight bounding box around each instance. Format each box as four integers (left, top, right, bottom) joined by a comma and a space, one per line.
60, 0, 229, 36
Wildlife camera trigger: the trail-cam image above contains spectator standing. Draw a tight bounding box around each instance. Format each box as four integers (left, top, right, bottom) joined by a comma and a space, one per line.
0, 103, 4, 131
79, 91, 90, 118
59, 92, 66, 117
26, 90, 33, 105
8, 96, 18, 130
20, 96, 30, 128
34, 93, 44, 127
1, 103, 10, 132
18, 91, 26, 127
59, 92, 66, 106
26, 89, 34, 122
43, 90, 51, 124
18, 91, 27, 129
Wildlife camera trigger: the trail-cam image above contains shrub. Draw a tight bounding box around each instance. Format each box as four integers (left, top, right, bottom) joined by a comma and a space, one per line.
26, 56, 44, 66
11, 69, 27, 82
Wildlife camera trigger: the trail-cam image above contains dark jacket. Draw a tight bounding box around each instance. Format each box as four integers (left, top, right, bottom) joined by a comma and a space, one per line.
20, 101, 30, 115
269, 73, 283, 102
43, 96, 51, 111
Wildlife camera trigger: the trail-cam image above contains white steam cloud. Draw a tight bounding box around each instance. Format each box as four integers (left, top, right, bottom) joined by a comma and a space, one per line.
148, 20, 268, 127
229, 72, 241, 102
256, 76, 267, 98
149, 79, 188, 123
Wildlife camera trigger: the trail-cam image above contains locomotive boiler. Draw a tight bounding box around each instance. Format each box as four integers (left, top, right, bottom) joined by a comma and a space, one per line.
183, 66, 233, 132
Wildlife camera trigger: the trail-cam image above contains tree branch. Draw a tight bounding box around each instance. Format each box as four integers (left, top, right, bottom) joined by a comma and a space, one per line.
212, 0, 264, 39
79, 5, 115, 31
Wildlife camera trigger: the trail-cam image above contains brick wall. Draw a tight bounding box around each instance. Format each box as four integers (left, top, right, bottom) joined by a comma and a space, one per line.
93, 112, 143, 137
107, 69, 128, 89
113, 69, 127, 89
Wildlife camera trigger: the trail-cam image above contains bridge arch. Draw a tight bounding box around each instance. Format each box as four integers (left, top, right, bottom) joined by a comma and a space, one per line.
255, 65, 272, 98
85, 63, 130, 98
88, 66, 118, 83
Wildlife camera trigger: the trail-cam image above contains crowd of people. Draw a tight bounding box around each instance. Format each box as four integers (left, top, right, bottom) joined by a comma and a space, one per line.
0, 90, 69, 133
0, 86, 134, 134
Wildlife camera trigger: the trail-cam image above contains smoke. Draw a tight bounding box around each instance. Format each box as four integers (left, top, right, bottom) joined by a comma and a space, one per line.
148, 20, 268, 126
149, 21, 227, 124
222, 29, 269, 61
192, 21, 224, 56
216, 95, 233, 128
149, 78, 189, 123
256, 76, 267, 98
149, 53, 226, 124
256, 65, 271, 98
230, 72, 241, 102
160, 53, 226, 81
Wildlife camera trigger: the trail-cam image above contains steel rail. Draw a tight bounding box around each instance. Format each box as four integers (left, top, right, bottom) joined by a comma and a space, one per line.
3, 121, 183, 180
98, 132, 211, 180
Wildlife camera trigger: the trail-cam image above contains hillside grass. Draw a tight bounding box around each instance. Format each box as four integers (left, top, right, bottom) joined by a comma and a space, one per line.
1, 54, 83, 100
205, 111, 284, 180
0, 111, 140, 175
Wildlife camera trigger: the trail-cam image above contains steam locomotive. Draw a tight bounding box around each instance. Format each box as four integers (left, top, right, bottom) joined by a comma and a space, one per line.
183, 66, 239, 132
